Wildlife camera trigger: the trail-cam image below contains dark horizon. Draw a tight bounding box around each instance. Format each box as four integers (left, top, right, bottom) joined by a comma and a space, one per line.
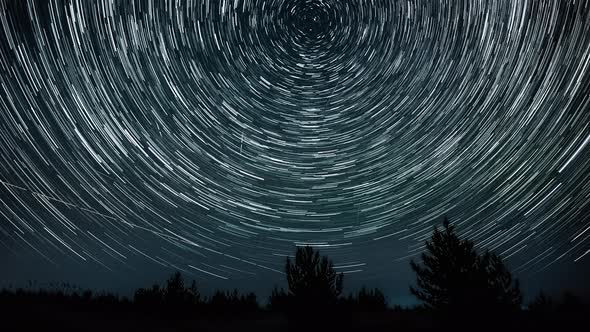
3, 232, 590, 307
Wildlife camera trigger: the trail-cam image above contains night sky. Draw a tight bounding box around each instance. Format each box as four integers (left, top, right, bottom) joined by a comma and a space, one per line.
1, 0, 590, 304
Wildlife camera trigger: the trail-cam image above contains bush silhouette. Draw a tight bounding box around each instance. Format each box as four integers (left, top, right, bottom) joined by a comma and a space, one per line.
410, 217, 521, 319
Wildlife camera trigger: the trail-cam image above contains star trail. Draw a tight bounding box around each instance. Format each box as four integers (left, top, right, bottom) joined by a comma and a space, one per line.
1, 0, 590, 292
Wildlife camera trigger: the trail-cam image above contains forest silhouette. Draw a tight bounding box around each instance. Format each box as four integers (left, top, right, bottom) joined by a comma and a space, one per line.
1, 217, 588, 331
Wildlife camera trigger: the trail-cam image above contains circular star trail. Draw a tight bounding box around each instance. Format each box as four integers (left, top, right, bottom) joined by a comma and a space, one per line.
1, 0, 590, 282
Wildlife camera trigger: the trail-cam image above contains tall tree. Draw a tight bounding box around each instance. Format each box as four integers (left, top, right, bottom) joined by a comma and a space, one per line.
410, 217, 521, 314
286, 246, 343, 308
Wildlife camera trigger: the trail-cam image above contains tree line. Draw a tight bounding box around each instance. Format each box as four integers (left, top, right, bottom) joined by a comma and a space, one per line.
1, 217, 588, 330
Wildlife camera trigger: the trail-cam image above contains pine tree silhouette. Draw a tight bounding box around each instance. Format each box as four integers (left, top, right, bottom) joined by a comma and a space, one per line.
409, 217, 521, 321
285, 246, 343, 327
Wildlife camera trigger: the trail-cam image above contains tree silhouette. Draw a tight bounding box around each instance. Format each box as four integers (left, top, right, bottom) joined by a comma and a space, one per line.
557, 291, 584, 313
284, 245, 344, 328
355, 287, 387, 311
409, 217, 521, 318
267, 286, 290, 312
208, 289, 258, 315
340, 287, 388, 312
286, 246, 343, 304
164, 271, 185, 304
134, 271, 202, 317
134, 284, 163, 313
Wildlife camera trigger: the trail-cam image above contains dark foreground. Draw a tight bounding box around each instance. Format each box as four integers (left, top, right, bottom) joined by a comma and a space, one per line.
2, 296, 588, 332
